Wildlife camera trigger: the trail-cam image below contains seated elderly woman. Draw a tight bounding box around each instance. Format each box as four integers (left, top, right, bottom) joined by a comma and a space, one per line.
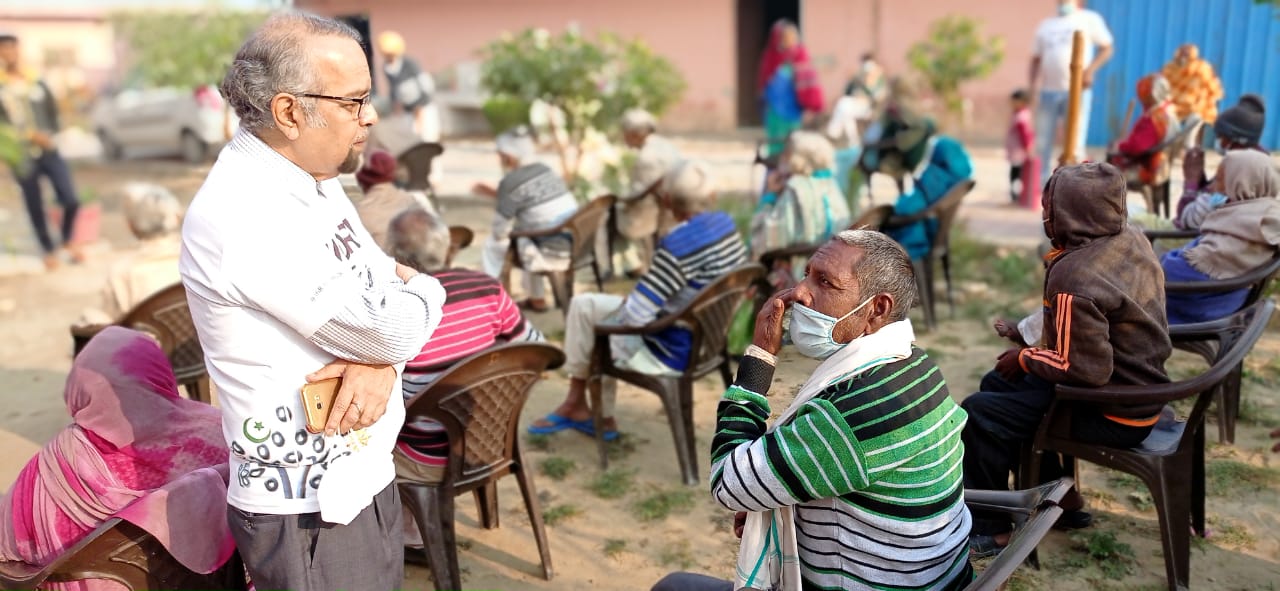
751, 131, 851, 286
529, 160, 748, 439
879, 119, 972, 261
473, 126, 579, 312
1176, 94, 1268, 229
1164, 151, 1280, 324
1107, 74, 1180, 187
352, 150, 431, 251
79, 183, 183, 325
613, 108, 682, 276
381, 207, 543, 484
0, 327, 234, 590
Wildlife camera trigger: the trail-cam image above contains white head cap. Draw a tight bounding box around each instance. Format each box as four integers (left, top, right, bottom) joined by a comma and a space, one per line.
662, 159, 716, 215
620, 108, 658, 134
495, 125, 536, 163
122, 182, 182, 240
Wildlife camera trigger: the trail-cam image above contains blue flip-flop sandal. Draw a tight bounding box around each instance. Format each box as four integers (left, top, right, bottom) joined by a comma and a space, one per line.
526, 413, 577, 435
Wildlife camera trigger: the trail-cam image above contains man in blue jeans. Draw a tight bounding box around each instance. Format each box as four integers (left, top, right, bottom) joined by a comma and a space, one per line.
0, 32, 83, 270
1030, 0, 1114, 181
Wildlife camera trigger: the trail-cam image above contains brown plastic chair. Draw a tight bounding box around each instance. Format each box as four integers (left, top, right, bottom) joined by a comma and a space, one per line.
504, 194, 614, 314
1019, 300, 1273, 591
398, 342, 566, 591
397, 142, 445, 194
880, 179, 976, 332
588, 263, 766, 485
0, 518, 247, 591
1166, 253, 1280, 443
445, 225, 474, 268
961, 478, 1073, 591
69, 282, 210, 403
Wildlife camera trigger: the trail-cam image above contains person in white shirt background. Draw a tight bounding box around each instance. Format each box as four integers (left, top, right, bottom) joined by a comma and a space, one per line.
179, 12, 445, 591
1030, 0, 1114, 182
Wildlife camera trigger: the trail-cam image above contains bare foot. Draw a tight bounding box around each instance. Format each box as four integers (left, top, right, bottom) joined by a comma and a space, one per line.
66, 244, 86, 264
42, 254, 59, 271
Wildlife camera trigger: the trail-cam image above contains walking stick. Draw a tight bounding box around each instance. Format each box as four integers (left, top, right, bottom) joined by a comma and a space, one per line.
1060, 30, 1086, 167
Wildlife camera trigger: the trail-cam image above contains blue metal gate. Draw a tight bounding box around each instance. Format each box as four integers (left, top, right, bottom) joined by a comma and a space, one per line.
1088, 0, 1280, 149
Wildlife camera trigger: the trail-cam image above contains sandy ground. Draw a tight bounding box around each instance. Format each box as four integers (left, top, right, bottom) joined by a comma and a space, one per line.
0, 139, 1277, 590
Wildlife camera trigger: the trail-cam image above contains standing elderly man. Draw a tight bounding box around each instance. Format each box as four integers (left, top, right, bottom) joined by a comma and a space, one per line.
653, 230, 972, 591
529, 160, 747, 440
376, 30, 438, 143
180, 13, 446, 591
1030, 0, 1114, 180
612, 108, 681, 276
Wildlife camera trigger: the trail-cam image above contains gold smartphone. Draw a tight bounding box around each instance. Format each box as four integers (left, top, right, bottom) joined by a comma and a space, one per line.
300, 377, 342, 434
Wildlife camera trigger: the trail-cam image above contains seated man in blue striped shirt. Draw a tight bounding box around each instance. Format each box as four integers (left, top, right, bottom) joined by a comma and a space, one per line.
655, 230, 972, 591
528, 159, 748, 440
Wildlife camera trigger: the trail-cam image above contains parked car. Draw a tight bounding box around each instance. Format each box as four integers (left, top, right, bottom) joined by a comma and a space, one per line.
92, 84, 236, 163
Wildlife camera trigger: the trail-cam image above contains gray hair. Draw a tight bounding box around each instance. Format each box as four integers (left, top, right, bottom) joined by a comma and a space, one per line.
620, 108, 657, 134
662, 159, 715, 216
785, 131, 836, 175
220, 12, 361, 134
387, 207, 451, 272
122, 182, 182, 240
833, 229, 916, 321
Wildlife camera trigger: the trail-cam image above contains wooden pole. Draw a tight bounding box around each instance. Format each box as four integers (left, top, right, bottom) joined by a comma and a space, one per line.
1060, 30, 1086, 167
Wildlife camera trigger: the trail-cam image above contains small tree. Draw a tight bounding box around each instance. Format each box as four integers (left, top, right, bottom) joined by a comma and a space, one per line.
907, 16, 1005, 121
480, 28, 686, 184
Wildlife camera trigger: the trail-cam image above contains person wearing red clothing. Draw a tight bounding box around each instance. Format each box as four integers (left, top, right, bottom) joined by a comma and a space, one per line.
1108, 74, 1180, 185
1006, 89, 1040, 209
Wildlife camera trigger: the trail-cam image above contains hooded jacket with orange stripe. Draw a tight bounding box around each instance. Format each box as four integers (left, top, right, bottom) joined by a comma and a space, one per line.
1019, 162, 1171, 420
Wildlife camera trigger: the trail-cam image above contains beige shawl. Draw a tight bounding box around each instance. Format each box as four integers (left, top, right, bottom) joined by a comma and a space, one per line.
1184, 151, 1280, 279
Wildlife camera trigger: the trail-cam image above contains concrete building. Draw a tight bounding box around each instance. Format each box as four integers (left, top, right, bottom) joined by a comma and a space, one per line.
296, 0, 1051, 139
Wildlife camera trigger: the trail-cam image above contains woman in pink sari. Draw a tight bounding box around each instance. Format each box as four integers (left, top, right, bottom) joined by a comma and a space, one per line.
0, 327, 234, 590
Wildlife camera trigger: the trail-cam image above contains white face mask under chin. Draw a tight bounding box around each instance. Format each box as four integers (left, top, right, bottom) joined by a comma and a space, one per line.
789, 296, 874, 360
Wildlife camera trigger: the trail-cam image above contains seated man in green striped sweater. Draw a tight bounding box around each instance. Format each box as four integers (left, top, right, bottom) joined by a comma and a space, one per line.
653, 230, 973, 591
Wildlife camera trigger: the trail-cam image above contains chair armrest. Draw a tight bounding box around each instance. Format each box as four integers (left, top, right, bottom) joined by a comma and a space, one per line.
509, 226, 566, 240
1054, 380, 1202, 406
882, 209, 932, 229
759, 243, 819, 267
1144, 228, 1198, 243
591, 311, 683, 336
71, 323, 110, 339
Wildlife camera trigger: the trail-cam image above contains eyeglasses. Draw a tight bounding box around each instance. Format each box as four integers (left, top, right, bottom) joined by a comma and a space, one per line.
298, 93, 371, 120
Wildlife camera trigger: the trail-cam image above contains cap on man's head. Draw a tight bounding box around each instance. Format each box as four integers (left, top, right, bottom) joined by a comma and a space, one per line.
1215, 94, 1266, 147
377, 31, 405, 56
0, 31, 17, 43
620, 109, 657, 134
357, 150, 397, 190
495, 126, 535, 161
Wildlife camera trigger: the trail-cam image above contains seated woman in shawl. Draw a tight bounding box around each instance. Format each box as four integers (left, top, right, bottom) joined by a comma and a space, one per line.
757, 20, 823, 158
0, 327, 234, 590
1176, 94, 1269, 229
882, 120, 973, 260
751, 131, 851, 288
1163, 151, 1280, 324
1107, 74, 1180, 187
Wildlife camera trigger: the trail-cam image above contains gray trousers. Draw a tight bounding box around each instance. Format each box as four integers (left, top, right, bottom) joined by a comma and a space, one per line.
228, 483, 404, 591
652, 572, 735, 591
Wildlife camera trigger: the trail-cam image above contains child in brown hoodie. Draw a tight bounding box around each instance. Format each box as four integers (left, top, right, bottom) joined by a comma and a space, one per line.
962, 162, 1172, 557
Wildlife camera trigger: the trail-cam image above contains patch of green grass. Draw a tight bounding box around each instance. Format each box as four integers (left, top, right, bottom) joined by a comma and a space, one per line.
1105, 470, 1143, 491
524, 433, 552, 452
539, 457, 576, 481
1206, 458, 1279, 496
607, 433, 640, 461
923, 347, 947, 362
1238, 397, 1280, 429
1079, 531, 1136, 580
587, 469, 634, 499
1208, 517, 1256, 550
658, 540, 696, 570
631, 488, 697, 522
603, 538, 627, 559
542, 503, 581, 526
1126, 490, 1154, 512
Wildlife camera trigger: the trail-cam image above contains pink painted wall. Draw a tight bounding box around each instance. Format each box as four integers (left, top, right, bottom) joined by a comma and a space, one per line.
298, 0, 737, 131
297, 0, 1052, 138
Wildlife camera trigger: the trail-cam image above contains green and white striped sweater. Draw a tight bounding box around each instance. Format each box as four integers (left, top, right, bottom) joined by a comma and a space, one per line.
711, 348, 972, 591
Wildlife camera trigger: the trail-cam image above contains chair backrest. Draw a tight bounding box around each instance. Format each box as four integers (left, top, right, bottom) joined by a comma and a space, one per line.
397, 142, 445, 191
853, 204, 895, 231
1165, 252, 1280, 311
118, 283, 205, 385
0, 518, 245, 591
445, 225, 474, 268
404, 343, 566, 490
927, 179, 976, 258
566, 195, 616, 265
962, 478, 1073, 591
1176, 300, 1274, 433
674, 264, 767, 374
